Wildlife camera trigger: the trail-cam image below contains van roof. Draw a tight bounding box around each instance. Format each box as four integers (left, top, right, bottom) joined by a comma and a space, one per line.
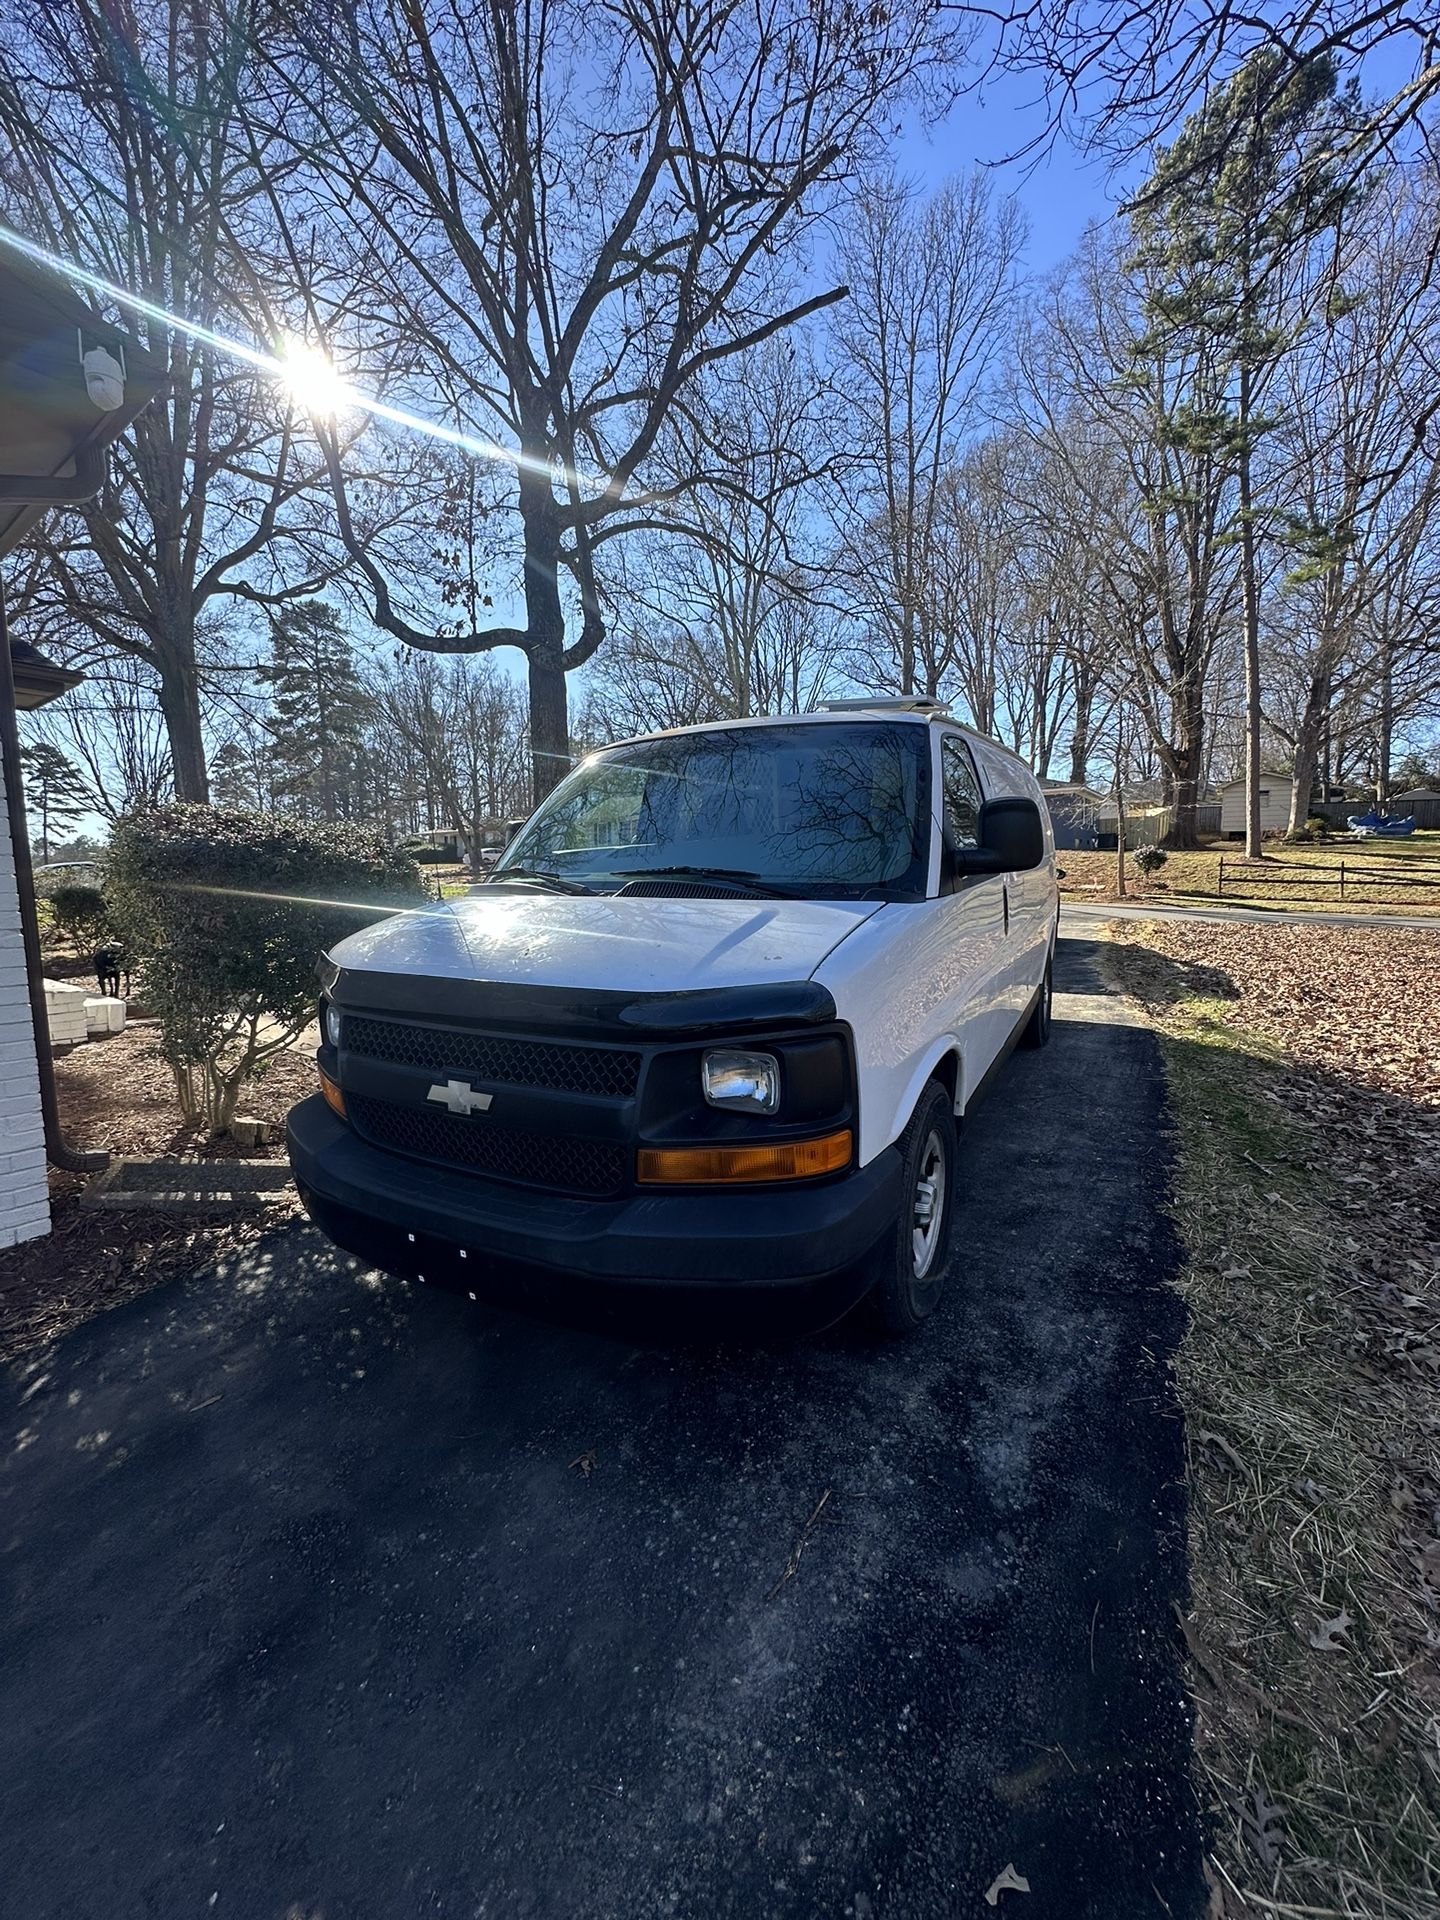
591, 705, 1034, 772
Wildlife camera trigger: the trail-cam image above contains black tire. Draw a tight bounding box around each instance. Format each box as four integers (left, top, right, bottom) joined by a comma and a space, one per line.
1019, 952, 1054, 1050
869, 1081, 958, 1335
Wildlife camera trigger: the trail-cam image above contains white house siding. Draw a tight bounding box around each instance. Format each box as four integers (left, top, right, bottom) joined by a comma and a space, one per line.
0, 747, 49, 1248
1219, 779, 1292, 836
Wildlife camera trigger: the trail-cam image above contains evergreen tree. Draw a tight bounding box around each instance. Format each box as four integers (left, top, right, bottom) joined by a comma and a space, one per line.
1130, 52, 1358, 855
261, 602, 370, 822
23, 740, 90, 859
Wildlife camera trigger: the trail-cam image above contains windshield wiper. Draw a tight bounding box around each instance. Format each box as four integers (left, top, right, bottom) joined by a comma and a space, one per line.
611, 865, 796, 899
488, 866, 592, 895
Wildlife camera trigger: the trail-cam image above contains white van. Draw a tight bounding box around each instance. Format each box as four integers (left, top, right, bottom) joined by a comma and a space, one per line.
288, 701, 1058, 1332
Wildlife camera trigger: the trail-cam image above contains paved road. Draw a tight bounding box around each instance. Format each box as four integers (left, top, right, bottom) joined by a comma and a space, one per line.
0, 935, 1203, 1920
1064, 897, 1440, 931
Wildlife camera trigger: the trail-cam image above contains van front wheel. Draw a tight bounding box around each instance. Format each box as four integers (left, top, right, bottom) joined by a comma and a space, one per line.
869, 1083, 957, 1335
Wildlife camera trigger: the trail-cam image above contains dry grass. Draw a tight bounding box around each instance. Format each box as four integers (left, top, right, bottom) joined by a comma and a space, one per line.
1106, 922, 1440, 1920
1062, 836, 1440, 915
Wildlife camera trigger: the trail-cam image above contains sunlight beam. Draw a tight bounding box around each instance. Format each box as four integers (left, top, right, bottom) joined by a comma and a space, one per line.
0, 222, 603, 492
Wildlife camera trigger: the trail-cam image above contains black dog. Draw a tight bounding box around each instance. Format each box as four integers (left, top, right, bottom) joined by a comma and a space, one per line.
93, 944, 130, 999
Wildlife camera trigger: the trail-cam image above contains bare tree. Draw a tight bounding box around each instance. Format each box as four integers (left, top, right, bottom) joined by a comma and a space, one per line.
589, 337, 844, 730
986, 0, 1438, 190
29, 656, 174, 824
832, 171, 1025, 698
251, 0, 958, 803
1012, 229, 1238, 846
364, 651, 530, 851
0, 0, 357, 799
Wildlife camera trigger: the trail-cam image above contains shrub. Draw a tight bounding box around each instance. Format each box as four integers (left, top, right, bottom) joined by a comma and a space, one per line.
46, 883, 110, 948
1134, 844, 1169, 876
1285, 817, 1332, 843
107, 805, 425, 1135
407, 844, 451, 865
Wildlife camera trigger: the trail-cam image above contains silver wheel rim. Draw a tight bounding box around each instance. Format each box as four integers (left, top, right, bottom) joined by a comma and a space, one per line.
910, 1129, 947, 1279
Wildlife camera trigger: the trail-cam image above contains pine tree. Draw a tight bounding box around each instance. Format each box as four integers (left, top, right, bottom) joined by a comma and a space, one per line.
261, 602, 370, 822
1130, 52, 1358, 857
23, 740, 90, 859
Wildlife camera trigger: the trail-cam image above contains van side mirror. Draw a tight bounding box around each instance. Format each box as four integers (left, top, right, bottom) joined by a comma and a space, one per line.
951, 796, 1047, 877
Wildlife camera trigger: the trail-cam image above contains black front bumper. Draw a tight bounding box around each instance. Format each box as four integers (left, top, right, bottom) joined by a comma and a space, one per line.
287, 1096, 902, 1325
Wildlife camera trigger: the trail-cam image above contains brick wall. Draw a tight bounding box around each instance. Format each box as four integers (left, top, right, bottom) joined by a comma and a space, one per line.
0, 747, 49, 1249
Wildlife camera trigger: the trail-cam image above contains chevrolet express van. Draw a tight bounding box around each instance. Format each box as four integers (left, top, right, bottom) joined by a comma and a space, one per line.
287, 700, 1059, 1332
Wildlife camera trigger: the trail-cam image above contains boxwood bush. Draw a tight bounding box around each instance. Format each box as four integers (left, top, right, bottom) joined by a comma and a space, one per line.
106, 805, 426, 1135
44, 882, 110, 949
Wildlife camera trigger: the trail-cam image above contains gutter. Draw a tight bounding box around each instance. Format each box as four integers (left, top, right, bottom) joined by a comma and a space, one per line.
0, 585, 107, 1174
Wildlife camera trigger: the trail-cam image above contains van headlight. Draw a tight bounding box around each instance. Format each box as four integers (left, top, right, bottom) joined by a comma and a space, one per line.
702, 1049, 780, 1114
323, 1000, 343, 1049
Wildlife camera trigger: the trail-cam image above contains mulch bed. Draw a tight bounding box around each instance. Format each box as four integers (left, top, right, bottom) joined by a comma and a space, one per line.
0, 1022, 315, 1363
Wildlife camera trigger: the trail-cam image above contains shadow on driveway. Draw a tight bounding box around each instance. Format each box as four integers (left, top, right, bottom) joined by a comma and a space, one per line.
0, 935, 1203, 1919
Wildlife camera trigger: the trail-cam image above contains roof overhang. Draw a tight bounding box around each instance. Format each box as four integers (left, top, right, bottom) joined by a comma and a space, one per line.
0, 246, 168, 563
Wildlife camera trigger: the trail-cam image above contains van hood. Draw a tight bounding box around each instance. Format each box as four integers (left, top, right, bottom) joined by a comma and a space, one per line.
326, 892, 882, 995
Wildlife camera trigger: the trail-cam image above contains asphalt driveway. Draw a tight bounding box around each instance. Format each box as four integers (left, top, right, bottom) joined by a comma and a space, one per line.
0, 934, 1203, 1920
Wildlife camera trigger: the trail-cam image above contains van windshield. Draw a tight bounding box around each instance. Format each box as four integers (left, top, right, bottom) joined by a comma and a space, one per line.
495, 722, 931, 900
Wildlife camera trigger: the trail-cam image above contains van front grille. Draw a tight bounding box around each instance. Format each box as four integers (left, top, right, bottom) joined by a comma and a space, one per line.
346, 1092, 625, 1197
342, 1014, 641, 1100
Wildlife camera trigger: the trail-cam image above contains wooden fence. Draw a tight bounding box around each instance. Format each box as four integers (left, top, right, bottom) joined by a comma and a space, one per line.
1311, 795, 1440, 831
1217, 854, 1440, 902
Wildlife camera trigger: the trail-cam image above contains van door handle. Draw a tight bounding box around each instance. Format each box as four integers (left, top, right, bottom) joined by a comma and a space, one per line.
1002, 883, 1010, 936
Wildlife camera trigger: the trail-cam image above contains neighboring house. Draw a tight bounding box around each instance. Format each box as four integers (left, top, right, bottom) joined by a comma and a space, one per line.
1218, 775, 1292, 839
1039, 781, 1103, 851
0, 248, 164, 1248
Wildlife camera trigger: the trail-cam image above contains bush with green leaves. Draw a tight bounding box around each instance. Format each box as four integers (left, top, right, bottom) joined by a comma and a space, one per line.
44, 882, 110, 950
106, 805, 426, 1135
1134, 844, 1169, 876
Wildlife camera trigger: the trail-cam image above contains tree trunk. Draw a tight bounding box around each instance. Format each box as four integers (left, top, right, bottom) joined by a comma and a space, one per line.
1068, 689, 1092, 787
1287, 675, 1329, 836
156, 649, 209, 803
1237, 398, 1263, 860
1113, 709, 1127, 899
1377, 634, 1394, 804
1163, 676, 1206, 850
521, 487, 571, 807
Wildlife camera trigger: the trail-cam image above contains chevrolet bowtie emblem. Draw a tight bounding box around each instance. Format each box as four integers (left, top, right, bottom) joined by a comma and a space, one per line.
427, 1079, 494, 1117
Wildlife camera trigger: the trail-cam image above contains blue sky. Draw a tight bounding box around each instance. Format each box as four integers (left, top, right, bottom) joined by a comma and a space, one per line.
899, 63, 1129, 270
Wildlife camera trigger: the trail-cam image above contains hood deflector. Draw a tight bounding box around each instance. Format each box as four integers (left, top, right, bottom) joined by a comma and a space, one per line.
317, 960, 838, 1042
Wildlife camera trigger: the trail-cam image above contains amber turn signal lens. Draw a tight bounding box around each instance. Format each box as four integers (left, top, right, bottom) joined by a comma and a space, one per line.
636, 1129, 852, 1186
318, 1063, 346, 1119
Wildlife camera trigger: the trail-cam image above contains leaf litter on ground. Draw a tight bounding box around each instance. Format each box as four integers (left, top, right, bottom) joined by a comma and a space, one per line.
1106, 919, 1440, 1920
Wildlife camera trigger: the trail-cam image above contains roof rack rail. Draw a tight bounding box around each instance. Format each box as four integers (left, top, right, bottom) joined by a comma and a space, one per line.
818, 695, 952, 716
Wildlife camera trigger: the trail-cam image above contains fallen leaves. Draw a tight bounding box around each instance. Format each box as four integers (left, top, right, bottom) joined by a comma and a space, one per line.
1307, 1609, 1355, 1651
983, 1864, 1031, 1905
568, 1450, 598, 1477
1106, 920, 1440, 1920
1240, 1784, 1285, 1873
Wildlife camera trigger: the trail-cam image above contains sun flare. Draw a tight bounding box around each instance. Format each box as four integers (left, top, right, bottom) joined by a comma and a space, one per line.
279, 338, 353, 417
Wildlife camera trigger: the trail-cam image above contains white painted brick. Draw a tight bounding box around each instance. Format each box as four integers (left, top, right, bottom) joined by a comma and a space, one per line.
0, 1210, 50, 1248
0, 1128, 45, 1159
0, 759, 50, 1246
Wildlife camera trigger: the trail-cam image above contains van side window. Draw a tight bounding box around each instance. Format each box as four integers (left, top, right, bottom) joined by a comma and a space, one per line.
941, 737, 983, 848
